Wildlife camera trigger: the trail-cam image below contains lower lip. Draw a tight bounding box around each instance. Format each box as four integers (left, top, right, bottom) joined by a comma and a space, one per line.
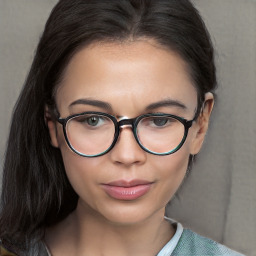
102, 184, 152, 200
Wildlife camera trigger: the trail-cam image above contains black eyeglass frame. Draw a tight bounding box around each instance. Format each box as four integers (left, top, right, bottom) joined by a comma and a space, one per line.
57, 111, 196, 157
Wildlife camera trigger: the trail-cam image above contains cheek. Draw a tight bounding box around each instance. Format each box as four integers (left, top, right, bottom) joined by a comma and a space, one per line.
60, 151, 103, 211
55, 127, 96, 196
58, 135, 113, 209
154, 140, 190, 178
150, 144, 190, 202
60, 146, 99, 189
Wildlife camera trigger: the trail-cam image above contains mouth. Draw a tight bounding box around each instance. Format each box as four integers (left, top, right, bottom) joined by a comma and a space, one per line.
101, 180, 154, 201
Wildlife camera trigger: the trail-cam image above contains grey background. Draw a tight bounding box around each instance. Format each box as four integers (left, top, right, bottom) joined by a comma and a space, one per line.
0, 1, 255, 256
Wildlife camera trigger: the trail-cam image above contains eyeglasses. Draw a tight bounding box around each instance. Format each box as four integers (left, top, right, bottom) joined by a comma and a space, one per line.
57, 112, 196, 157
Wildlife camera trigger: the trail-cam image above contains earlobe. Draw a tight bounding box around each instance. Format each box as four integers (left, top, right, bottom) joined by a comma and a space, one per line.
44, 106, 59, 148
190, 92, 214, 155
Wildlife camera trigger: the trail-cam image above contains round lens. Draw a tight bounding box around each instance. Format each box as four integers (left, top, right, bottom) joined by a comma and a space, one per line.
136, 115, 185, 154
65, 114, 115, 156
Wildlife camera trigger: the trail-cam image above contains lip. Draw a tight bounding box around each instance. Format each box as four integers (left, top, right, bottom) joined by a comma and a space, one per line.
101, 180, 153, 200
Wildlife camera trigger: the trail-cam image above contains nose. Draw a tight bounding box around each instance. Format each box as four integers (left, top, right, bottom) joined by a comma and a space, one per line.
109, 126, 147, 166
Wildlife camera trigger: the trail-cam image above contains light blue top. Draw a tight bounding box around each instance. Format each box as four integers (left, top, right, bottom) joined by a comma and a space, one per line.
157, 217, 245, 256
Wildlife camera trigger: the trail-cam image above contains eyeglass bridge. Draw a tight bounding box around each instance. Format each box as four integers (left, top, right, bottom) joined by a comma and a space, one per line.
118, 118, 135, 128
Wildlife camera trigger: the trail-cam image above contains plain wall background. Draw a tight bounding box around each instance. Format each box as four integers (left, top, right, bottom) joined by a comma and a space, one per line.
0, 1, 255, 256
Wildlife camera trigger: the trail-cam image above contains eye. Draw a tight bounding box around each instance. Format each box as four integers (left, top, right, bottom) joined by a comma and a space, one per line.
74, 115, 107, 128
152, 117, 168, 127
140, 116, 176, 128
140, 116, 177, 129
87, 116, 100, 126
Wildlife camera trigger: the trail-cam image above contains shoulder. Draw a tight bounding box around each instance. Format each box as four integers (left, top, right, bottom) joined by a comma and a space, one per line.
0, 239, 18, 256
0, 243, 16, 256
0, 245, 16, 256
172, 228, 245, 256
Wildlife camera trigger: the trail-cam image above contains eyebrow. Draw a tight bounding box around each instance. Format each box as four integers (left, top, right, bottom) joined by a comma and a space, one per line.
69, 98, 112, 111
145, 99, 187, 111
69, 98, 187, 113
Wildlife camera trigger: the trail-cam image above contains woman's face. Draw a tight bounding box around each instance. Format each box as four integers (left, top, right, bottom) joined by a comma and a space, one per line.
48, 40, 212, 225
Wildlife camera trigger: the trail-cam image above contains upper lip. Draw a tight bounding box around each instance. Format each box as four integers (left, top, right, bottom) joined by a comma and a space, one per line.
103, 179, 153, 187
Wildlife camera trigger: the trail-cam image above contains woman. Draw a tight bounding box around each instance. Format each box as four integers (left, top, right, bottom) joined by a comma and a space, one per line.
0, 0, 245, 255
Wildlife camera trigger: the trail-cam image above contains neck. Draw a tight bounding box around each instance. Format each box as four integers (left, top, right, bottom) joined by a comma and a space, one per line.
46, 201, 175, 256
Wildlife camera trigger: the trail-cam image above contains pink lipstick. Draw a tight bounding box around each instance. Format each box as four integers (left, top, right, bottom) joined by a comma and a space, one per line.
102, 180, 153, 200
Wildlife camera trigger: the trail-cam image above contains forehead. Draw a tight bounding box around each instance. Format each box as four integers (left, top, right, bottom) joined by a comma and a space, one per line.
56, 40, 197, 115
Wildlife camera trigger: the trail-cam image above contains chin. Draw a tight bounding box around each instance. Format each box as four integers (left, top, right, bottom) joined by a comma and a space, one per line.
94, 201, 165, 227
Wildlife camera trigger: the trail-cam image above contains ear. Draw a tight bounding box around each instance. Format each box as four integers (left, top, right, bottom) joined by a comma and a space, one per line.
190, 92, 214, 155
44, 106, 59, 148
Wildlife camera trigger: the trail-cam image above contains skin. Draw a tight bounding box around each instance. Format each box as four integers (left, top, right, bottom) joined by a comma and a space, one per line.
45, 39, 214, 256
